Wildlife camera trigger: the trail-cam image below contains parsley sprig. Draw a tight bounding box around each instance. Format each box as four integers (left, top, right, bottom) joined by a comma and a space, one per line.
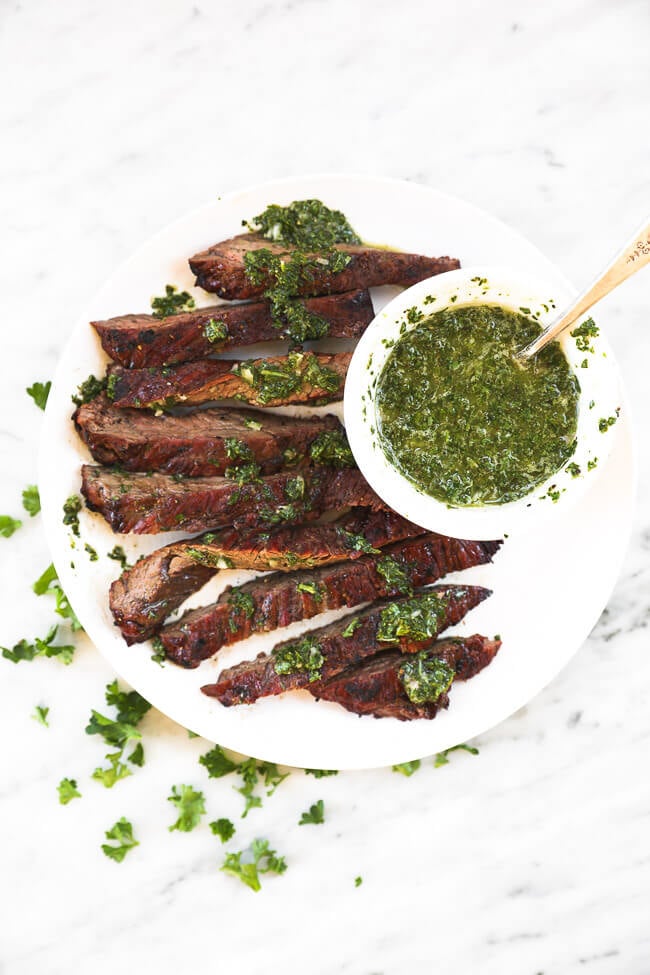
221, 838, 287, 892
85, 680, 151, 788
167, 784, 206, 832
198, 744, 289, 817
102, 818, 139, 862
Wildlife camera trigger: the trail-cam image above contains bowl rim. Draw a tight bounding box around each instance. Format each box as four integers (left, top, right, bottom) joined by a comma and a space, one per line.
344, 264, 622, 540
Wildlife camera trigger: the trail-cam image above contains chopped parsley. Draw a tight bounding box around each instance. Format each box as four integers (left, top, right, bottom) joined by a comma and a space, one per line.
203, 319, 229, 344
233, 351, 341, 404
228, 589, 255, 619
168, 784, 206, 832
199, 743, 238, 778
243, 417, 262, 431
62, 495, 82, 537
434, 743, 479, 767
571, 317, 599, 353
392, 759, 421, 776
224, 461, 261, 485
26, 380, 51, 410
32, 705, 49, 727
101, 817, 139, 862
337, 529, 380, 554
71, 373, 106, 406
296, 581, 323, 601
566, 462, 581, 478
273, 635, 324, 682
376, 555, 413, 595
0, 515, 22, 538
210, 818, 236, 843
309, 430, 354, 468
341, 617, 361, 638
377, 592, 449, 643
221, 838, 287, 892
150, 636, 166, 666
244, 199, 361, 249
58, 777, 81, 805
32, 563, 82, 640
599, 415, 618, 433
304, 768, 338, 778
298, 799, 325, 825
84, 543, 99, 561
22, 485, 40, 517
2, 623, 75, 665
86, 680, 150, 787
355, 876, 363, 888
284, 475, 305, 501
588, 457, 598, 471
107, 545, 129, 570
399, 653, 455, 705
151, 285, 195, 318
92, 751, 132, 788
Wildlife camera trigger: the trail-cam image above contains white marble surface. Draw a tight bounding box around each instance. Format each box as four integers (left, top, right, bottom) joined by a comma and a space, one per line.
1, 1, 650, 972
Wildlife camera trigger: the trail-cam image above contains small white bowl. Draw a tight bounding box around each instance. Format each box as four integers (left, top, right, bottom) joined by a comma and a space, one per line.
344, 266, 622, 540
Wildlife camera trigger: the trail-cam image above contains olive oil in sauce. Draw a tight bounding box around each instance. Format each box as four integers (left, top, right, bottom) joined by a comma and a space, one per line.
375, 304, 580, 507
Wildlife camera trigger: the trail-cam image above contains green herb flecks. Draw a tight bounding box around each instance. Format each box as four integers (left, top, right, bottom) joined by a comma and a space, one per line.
150, 636, 166, 667
151, 285, 195, 319
102, 817, 139, 862
399, 653, 455, 705
336, 529, 379, 555
273, 635, 324, 683
0, 515, 22, 538
107, 545, 129, 570
244, 199, 361, 249
168, 784, 206, 832
304, 768, 338, 778
62, 495, 82, 538
71, 373, 106, 406
84, 543, 99, 561
566, 462, 581, 478
86, 680, 151, 788
392, 759, 421, 776
599, 415, 618, 433
22, 485, 40, 517
33, 563, 82, 632
32, 705, 49, 727
26, 380, 51, 410
377, 592, 449, 643
298, 799, 325, 825
376, 555, 413, 595
228, 589, 255, 619
233, 351, 341, 405
2, 623, 75, 665
570, 317, 599, 353
203, 319, 229, 344
309, 430, 354, 468
58, 777, 81, 805
221, 838, 287, 892
341, 617, 361, 638
210, 818, 236, 843
434, 743, 479, 767
199, 744, 238, 778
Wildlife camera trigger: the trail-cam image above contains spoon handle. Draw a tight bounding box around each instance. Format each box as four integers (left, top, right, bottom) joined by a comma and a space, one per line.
519, 217, 650, 359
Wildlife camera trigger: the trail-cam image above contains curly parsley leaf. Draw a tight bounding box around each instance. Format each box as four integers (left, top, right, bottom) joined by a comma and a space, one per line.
0, 515, 22, 539
32, 705, 49, 726
92, 751, 132, 788
199, 743, 239, 778
298, 799, 325, 825
221, 838, 287, 892
168, 784, 206, 832
26, 380, 51, 410
21, 485, 41, 517
392, 759, 421, 777
105, 679, 151, 726
58, 777, 81, 805
2, 624, 74, 665
210, 818, 236, 843
101, 817, 139, 862
128, 742, 145, 767
32, 563, 83, 632
434, 743, 479, 768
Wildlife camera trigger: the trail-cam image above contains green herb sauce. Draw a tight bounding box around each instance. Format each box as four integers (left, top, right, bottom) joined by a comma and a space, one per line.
232, 351, 341, 404
399, 653, 455, 705
273, 635, 324, 682
377, 592, 449, 643
376, 304, 580, 506
309, 430, 354, 468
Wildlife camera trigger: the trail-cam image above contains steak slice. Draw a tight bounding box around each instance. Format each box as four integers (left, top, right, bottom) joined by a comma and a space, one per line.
108, 351, 351, 410
161, 534, 500, 668
202, 585, 491, 705
189, 233, 460, 299
110, 508, 421, 644
74, 394, 341, 476
82, 465, 385, 534
92, 289, 374, 368
309, 635, 501, 720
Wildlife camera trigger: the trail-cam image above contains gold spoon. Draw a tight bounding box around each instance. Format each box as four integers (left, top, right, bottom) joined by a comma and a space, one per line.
518, 217, 650, 360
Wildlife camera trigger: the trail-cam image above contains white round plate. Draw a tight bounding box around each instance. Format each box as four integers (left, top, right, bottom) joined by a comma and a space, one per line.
40, 175, 636, 770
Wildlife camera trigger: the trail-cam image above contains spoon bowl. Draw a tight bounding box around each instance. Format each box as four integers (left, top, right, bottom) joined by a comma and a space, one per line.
344, 266, 621, 540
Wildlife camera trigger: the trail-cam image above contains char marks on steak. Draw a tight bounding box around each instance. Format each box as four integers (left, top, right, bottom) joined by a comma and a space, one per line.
92, 289, 374, 368
108, 351, 351, 410
82, 465, 386, 534
309, 635, 501, 720
161, 534, 500, 668
74, 394, 341, 476
188, 233, 461, 300
202, 584, 491, 705
109, 509, 423, 644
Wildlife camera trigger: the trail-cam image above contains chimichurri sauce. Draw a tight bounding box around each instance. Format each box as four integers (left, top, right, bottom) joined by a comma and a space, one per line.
375, 304, 580, 506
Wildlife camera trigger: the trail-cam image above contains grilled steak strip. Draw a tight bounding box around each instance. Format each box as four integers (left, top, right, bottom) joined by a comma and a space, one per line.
189, 233, 461, 300
108, 351, 351, 410
74, 394, 341, 476
161, 535, 500, 668
92, 289, 374, 369
309, 635, 501, 720
82, 465, 386, 535
202, 585, 491, 705
110, 509, 422, 644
